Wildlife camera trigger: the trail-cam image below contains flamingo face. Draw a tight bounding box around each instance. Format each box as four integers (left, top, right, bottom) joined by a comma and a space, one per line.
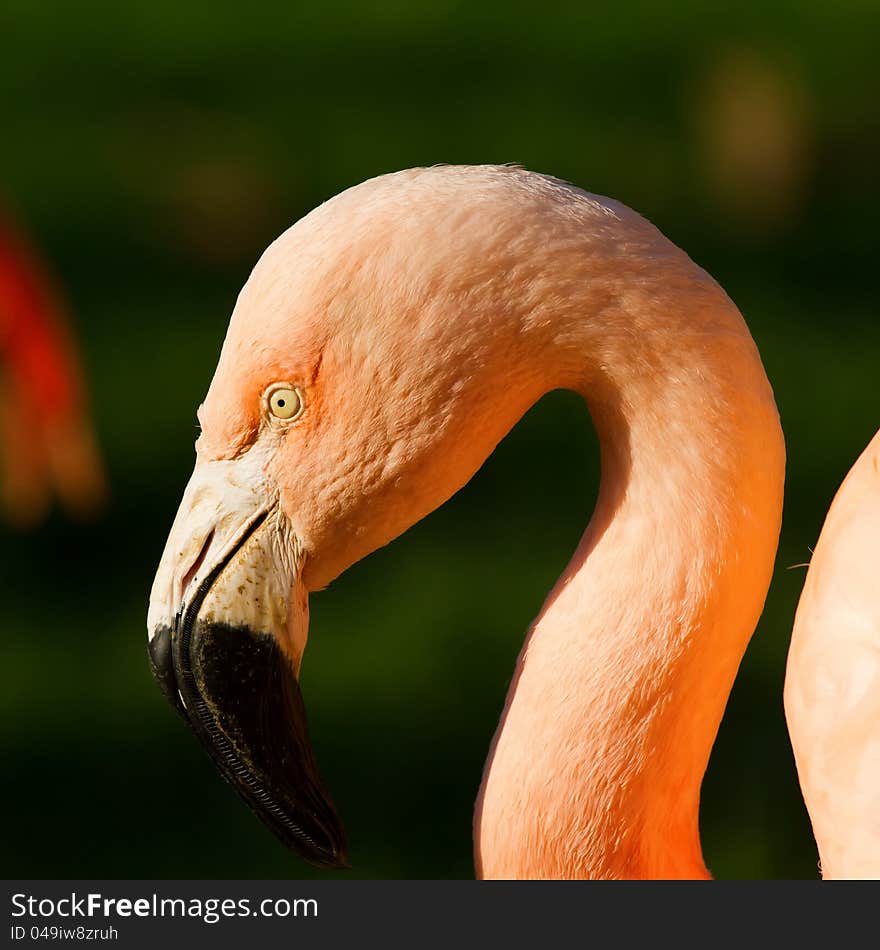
145, 213, 362, 868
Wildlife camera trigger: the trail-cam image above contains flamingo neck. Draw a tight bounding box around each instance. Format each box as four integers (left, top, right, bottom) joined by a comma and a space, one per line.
474, 288, 784, 879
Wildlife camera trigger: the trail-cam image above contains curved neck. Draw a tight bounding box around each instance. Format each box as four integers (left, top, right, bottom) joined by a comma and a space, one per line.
473, 257, 785, 879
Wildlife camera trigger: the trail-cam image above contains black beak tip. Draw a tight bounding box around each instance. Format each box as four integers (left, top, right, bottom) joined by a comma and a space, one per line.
167, 617, 349, 872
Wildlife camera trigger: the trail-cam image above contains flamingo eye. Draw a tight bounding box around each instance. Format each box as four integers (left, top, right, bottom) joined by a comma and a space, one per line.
267, 386, 303, 421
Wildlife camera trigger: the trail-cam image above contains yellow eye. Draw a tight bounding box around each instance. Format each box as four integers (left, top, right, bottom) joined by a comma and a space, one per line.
267, 386, 303, 421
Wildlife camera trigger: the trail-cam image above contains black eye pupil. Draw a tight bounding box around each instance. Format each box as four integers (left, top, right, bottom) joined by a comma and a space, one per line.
277, 399, 285, 407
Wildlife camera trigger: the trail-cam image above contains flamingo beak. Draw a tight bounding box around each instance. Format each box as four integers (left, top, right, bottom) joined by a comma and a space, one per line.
146, 457, 348, 870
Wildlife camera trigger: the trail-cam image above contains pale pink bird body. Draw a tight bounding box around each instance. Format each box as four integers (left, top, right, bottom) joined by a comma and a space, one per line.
146, 165, 867, 878
785, 430, 880, 879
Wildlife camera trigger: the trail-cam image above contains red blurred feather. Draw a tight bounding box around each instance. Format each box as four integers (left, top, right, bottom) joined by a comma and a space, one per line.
0, 213, 106, 526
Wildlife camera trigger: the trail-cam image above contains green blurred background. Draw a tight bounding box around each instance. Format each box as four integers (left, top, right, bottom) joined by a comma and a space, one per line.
2, 1, 878, 879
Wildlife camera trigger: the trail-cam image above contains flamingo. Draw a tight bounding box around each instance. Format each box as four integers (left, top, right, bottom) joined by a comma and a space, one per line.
785, 429, 880, 879
146, 165, 867, 878
0, 211, 106, 526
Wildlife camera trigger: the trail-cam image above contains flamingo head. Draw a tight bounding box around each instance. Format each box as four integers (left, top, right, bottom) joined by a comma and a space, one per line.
146, 166, 598, 869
